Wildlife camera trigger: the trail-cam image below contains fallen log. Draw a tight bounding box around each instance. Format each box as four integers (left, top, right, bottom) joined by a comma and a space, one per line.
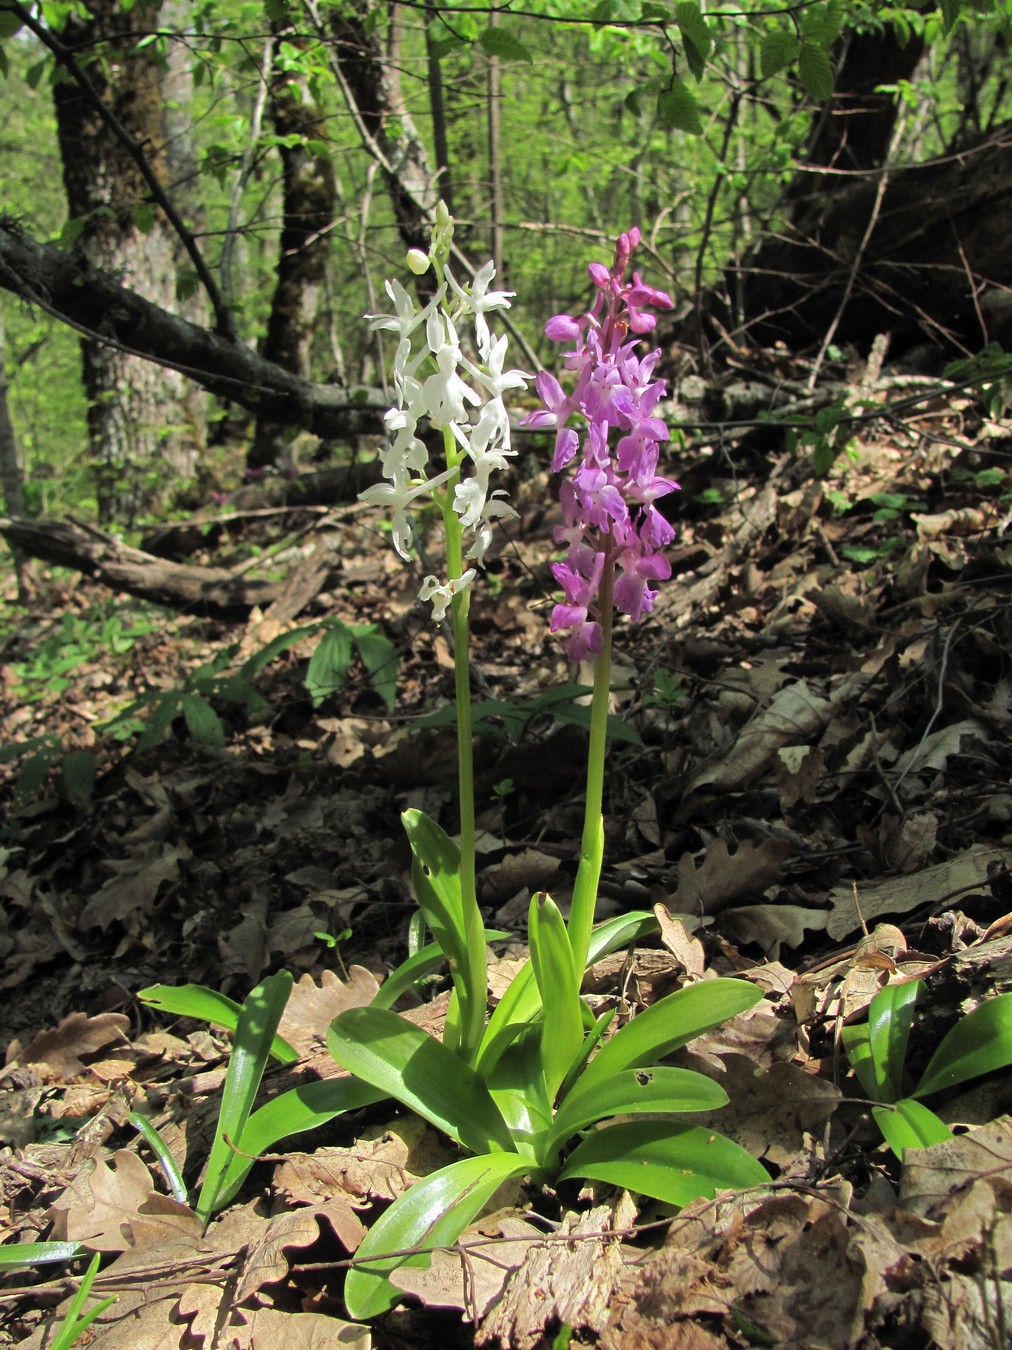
0, 516, 309, 616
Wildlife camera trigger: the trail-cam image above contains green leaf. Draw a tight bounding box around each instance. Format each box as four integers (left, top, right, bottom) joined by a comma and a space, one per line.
529, 894, 583, 1102
798, 41, 834, 102
327, 1007, 515, 1155
305, 624, 353, 707
0, 1241, 83, 1270
353, 626, 399, 710
842, 980, 922, 1104
371, 931, 511, 1011
872, 1099, 953, 1161
675, 2, 711, 80
196, 970, 294, 1224
477, 26, 533, 63
568, 811, 604, 976
939, 0, 962, 33
50, 1253, 117, 1350
0, 11, 24, 38
577, 979, 763, 1091
343, 1152, 531, 1320
214, 1076, 388, 1210
658, 78, 703, 135
486, 1022, 552, 1157
560, 1120, 768, 1206
801, 0, 843, 45
61, 749, 96, 804
182, 692, 225, 749
403, 809, 487, 1061
132, 201, 155, 235
913, 993, 1012, 1098
138, 983, 298, 1063
760, 30, 800, 79
129, 1112, 187, 1203
546, 1066, 729, 1160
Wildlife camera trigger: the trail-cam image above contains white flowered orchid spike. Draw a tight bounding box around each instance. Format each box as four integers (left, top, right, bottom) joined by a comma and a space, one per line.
359, 206, 529, 620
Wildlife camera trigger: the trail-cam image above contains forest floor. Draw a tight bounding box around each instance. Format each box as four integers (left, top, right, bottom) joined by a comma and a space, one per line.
1, 360, 1012, 1349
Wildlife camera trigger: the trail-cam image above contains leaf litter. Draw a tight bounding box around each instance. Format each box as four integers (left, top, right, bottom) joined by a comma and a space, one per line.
1, 379, 1012, 1347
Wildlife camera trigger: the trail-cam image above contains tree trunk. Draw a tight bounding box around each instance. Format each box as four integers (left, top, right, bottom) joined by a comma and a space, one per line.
0, 303, 28, 598
249, 6, 338, 471
51, 0, 195, 524
328, 0, 437, 256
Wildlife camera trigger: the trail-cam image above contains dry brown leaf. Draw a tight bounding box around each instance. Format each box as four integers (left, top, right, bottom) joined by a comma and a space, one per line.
670, 837, 791, 917
48, 1150, 195, 1252
16, 1012, 130, 1080
277, 968, 381, 1058
273, 1119, 456, 1207
653, 904, 705, 979
478, 848, 566, 907
228, 1307, 372, 1349
721, 902, 830, 956
80, 846, 188, 931
826, 844, 1012, 941
392, 1210, 543, 1318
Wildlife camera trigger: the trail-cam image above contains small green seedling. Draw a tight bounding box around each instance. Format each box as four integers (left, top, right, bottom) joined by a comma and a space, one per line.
842, 981, 1012, 1160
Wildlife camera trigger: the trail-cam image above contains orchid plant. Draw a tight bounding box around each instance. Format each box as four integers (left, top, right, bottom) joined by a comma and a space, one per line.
138, 217, 767, 1323
326, 218, 768, 1319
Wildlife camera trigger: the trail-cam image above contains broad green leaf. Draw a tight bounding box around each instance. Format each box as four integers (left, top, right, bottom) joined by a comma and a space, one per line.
215, 1076, 388, 1209
913, 993, 1012, 1098
872, 1100, 953, 1161
867, 980, 921, 1103
658, 78, 703, 135
353, 627, 399, 710
546, 1067, 729, 1161
305, 624, 353, 707
196, 970, 293, 1224
486, 1023, 551, 1159
0, 1241, 83, 1270
138, 983, 297, 1064
801, 0, 843, 45
239, 623, 315, 679
798, 41, 834, 102
0, 11, 24, 38
129, 1112, 187, 1203
61, 749, 96, 804
840, 1019, 876, 1100
529, 894, 582, 1102
343, 1152, 531, 1320
578, 979, 763, 1091
940, 0, 962, 33
560, 1121, 768, 1206
371, 931, 511, 1011
182, 692, 225, 749
675, 2, 711, 80
327, 1007, 515, 1155
403, 809, 486, 1061
760, 29, 800, 79
477, 26, 533, 63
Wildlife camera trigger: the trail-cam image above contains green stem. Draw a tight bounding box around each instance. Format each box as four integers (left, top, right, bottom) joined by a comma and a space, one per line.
567, 554, 614, 975
439, 425, 486, 1060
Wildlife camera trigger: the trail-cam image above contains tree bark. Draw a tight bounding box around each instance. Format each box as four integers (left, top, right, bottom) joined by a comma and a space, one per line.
0, 515, 297, 616
250, 5, 338, 471
51, 0, 196, 523
0, 222, 386, 440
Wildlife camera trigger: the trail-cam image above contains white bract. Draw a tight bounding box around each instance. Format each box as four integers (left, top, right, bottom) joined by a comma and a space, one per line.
362, 217, 528, 615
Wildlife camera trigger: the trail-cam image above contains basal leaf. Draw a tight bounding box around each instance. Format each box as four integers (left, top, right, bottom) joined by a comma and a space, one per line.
578, 978, 763, 1091
867, 980, 921, 1103
196, 970, 293, 1224
327, 1007, 514, 1155
486, 1023, 551, 1159
560, 1120, 768, 1206
0, 1242, 83, 1270
353, 626, 399, 710
215, 1076, 388, 1209
371, 930, 511, 1011
546, 1066, 728, 1160
913, 992, 1012, 1098
872, 1100, 953, 1161
182, 692, 225, 749
305, 624, 353, 707
138, 983, 297, 1063
529, 894, 582, 1102
343, 1152, 531, 1320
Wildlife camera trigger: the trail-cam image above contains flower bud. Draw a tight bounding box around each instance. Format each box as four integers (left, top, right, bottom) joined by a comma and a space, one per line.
406, 248, 431, 275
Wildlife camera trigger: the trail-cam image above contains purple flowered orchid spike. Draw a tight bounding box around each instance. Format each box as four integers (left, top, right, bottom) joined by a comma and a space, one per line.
521, 229, 677, 661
